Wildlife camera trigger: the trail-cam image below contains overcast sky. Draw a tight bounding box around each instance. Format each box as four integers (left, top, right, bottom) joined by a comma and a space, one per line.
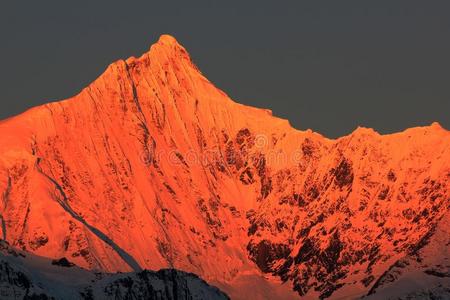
1, 1, 449, 137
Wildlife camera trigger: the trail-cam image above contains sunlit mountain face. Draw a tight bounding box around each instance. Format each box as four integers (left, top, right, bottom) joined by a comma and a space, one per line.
0, 35, 448, 300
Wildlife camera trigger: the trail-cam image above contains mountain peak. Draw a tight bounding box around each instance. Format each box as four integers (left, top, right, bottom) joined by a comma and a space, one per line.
120, 34, 189, 67
147, 34, 188, 57
94, 34, 196, 98
157, 34, 180, 46
122, 34, 194, 70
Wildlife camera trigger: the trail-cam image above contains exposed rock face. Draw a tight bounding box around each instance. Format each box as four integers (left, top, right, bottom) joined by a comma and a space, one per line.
0, 35, 448, 299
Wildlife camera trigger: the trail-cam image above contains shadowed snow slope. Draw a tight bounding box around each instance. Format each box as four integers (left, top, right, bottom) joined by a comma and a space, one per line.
0, 35, 449, 299
0, 240, 228, 299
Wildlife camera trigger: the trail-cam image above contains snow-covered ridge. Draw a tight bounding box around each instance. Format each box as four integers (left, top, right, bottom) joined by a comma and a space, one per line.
0, 240, 229, 299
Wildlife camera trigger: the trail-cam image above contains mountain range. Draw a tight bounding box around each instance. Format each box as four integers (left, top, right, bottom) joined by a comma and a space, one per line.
0, 35, 448, 299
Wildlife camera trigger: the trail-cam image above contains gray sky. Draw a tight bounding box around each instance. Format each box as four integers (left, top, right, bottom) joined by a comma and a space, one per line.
1, 1, 449, 138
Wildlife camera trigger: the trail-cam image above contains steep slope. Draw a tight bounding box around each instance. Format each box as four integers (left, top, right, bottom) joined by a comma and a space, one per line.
363, 211, 450, 299
0, 35, 448, 299
0, 240, 229, 299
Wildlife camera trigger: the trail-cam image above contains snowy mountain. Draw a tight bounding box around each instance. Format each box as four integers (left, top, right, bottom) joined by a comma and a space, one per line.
0, 35, 448, 299
0, 240, 228, 299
